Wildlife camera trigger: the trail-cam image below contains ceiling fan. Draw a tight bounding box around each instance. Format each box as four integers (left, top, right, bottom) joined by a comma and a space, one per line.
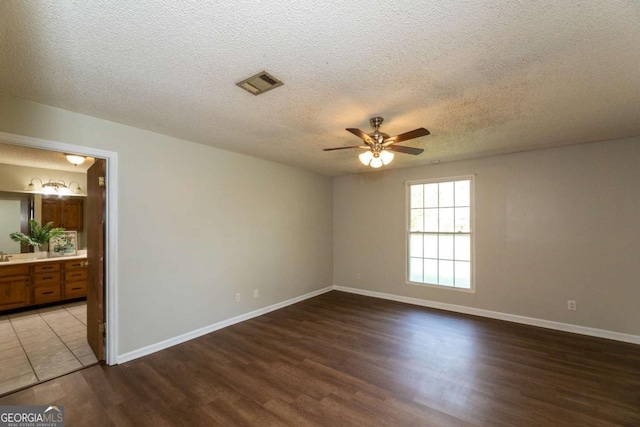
324, 117, 430, 168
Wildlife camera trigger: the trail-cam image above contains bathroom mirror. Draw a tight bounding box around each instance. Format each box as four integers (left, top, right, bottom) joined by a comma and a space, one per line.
0, 191, 33, 254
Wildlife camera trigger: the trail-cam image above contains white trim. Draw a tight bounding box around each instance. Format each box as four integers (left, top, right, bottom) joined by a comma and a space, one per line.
333, 285, 640, 345
0, 131, 119, 365
117, 286, 334, 364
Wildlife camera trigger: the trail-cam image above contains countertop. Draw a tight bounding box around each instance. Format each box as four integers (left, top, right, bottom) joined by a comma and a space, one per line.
0, 253, 87, 266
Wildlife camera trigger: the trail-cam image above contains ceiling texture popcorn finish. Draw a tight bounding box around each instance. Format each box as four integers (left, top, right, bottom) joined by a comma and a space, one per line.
1, 1, 639, 176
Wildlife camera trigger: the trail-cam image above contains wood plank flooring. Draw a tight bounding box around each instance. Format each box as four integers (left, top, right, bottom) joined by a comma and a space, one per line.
1, 291, 638, 426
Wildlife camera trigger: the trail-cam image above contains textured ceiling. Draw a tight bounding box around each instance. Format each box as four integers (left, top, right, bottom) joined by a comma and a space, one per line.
0, 142, 94, 173
1, 1, 639, 176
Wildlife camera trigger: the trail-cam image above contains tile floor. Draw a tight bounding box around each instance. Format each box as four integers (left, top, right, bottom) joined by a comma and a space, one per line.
0, 301, 97, 395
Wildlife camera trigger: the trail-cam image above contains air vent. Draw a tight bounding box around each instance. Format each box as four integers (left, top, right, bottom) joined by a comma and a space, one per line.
236, 71, 284, 95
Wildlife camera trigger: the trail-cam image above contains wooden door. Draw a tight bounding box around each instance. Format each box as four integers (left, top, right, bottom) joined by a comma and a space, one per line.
86, 159, 105, 361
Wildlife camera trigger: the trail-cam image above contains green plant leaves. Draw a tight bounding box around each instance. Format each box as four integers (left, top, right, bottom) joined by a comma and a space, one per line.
9, 219, 65, 249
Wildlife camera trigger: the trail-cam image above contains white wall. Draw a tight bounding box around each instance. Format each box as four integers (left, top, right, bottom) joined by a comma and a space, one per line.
0, 94, 334, 356
333, 138, 640, 336
0, 163, 87, 194
0, 199, 21, 253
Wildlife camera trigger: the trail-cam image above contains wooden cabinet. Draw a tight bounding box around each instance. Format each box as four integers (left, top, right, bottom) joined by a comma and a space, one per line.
0, 264, 30, 311
42, 196, 84, 231
64, 259, 88, 300
32, 261, 62, 304
0, 258, 87, 312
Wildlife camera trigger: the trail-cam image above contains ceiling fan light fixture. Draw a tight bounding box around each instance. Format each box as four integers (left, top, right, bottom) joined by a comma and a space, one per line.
380, 150, 394, 165
370, 156, 383, 168
359, 151, 374, 165
65, 154, 86, 166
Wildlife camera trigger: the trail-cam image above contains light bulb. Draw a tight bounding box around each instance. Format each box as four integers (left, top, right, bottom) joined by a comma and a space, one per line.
359, 151, 373, 165
380, 150, 394, 165
370, 156, 383, 168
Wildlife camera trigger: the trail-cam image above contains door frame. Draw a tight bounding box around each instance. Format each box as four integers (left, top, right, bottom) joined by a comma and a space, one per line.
0, 131, 119, 365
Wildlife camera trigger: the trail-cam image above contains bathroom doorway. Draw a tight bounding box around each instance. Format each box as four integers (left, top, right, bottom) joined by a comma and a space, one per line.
0, 133, 117, 395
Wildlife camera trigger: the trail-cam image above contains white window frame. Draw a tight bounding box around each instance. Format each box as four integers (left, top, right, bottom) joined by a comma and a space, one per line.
405, 175, 475, 292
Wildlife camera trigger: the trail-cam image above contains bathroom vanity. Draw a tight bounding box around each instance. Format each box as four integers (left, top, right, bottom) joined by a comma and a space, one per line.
0, 255, 88, 312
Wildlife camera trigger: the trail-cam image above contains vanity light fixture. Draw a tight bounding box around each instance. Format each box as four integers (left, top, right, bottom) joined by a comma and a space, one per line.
68, 181, 83, 194
42, 180, 72, 195
23, 178, 43, 192
65, 154, 86, 166
24, 178, 76, 196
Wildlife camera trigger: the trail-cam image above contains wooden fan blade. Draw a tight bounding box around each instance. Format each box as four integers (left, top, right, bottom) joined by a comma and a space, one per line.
346, 128, 373, 144
323, 145, 368, 151
387, 145, 425, 155
383, 128, 430, 145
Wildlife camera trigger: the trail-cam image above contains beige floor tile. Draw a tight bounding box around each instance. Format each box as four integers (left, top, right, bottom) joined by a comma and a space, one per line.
0, 345, 26, 361
69, 344, 94, 359
35, 358, 83, 381
37, 306, 66, 314
0, 372, 38, 395
63, 301, 85, 309
0, 302, 89, 395
29, 348, 78, 371
58, 327, 85, 339
46, 320, 84, 334
16, 331, 58, 347
78, 352, 98, 366
7, 311, 40, 320
60, 334, 88, 350
0, 331, 20, 346
11, 319, 49, 334
0, 354, 33, 382
22, 342, 69, 360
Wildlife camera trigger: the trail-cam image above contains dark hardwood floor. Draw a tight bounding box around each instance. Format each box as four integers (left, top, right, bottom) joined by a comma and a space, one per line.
1, 291, 639, 426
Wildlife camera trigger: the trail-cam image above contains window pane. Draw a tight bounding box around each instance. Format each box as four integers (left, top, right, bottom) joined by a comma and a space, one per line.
410, 185, 423, 209
439, 260, 454, 285
410, 209, 424, 231
409, 258, 423, 282
455, 207, 470, 232
454, 261, 471, 288
439, 234, 454, 260
424, 259, 438, 284
454, 234, 470, 261
424, 208, 439, 232
407, 178, 473, 290
424, 183, 438, 207
424, 234, 438, 258
439, 208, 454, 232
409, 234, 423, 258
439, 182, 454, 207
455, 180, 470, 206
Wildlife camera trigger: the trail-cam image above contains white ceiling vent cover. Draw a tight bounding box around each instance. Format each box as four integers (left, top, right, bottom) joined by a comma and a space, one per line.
236, 71, 284, 95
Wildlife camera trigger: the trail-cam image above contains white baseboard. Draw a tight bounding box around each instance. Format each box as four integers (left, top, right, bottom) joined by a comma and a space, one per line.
333, 285, 640, 345
117, 286, 334, 364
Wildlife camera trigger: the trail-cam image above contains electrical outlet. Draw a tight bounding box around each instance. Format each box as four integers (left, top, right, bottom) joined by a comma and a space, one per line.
567, 300, 576, 311
253, 289, 259, 298
356, 273, 362, 280
235, 293, 241, 303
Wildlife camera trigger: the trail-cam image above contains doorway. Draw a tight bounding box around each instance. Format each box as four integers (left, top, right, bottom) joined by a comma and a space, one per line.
0, 131, 118, 393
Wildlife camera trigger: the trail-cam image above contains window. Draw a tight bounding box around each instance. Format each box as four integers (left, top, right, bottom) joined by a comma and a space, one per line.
407, 176, 474, 290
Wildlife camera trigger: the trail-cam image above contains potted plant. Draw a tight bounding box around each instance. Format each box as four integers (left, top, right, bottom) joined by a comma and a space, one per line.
10, 219, 65, 257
